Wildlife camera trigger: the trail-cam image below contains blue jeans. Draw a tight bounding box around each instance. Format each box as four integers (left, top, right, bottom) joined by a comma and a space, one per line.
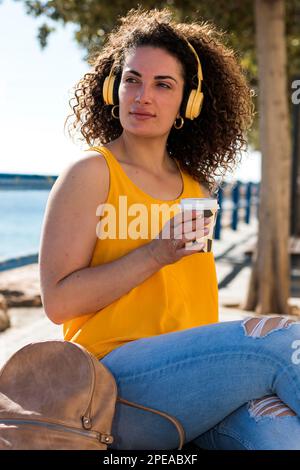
100, 317, 300, 450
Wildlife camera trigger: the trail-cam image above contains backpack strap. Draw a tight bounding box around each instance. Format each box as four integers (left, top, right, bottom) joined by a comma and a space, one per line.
116, 396, 185, 450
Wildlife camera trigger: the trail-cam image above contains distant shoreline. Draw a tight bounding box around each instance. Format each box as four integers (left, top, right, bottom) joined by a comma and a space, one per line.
0, 173, 58, 190
0, 254, 38, 272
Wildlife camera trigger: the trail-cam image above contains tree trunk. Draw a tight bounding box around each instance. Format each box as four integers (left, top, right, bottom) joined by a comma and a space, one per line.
243, 0, 292, 315
291, 81, 300, 237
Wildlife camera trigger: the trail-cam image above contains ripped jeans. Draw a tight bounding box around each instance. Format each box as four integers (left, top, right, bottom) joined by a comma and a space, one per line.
100, 316, 300, 450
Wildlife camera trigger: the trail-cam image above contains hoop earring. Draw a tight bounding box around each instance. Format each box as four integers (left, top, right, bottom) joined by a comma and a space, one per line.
173, 115, 184, 129
111, 105, 119, 119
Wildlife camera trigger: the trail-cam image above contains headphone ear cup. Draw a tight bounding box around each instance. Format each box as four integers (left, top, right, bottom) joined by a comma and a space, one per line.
103, 74, 120, 105
102, 76, 111, 105
186, 89, 204, 120
191, 90, 204, 119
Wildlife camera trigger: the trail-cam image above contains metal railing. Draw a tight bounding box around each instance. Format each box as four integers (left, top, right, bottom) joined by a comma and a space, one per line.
214, 181, 260, 239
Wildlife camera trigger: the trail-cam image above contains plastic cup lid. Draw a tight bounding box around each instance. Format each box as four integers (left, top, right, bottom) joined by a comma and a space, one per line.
180, 198, 220, 210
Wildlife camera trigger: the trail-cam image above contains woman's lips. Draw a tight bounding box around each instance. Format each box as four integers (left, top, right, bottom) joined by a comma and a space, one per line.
130, 113, 155, 120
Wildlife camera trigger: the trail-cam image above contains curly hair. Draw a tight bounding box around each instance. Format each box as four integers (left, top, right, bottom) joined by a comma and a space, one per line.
64, 6, 255, 194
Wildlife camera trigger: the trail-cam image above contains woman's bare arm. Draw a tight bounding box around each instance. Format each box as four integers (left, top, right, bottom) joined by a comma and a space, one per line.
39, 154, 162, 325
51, 244, 160, 324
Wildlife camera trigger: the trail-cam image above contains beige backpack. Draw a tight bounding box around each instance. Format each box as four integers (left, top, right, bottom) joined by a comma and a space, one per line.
0, 340, 185, 450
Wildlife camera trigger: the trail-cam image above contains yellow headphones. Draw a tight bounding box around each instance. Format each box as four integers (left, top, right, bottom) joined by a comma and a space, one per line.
102, 38, 204, 120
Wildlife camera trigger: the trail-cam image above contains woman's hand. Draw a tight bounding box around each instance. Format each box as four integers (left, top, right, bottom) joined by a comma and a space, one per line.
147, 209, 211, 268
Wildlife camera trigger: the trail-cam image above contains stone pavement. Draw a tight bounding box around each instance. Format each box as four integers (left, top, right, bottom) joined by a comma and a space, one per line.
214, 217, 300, 316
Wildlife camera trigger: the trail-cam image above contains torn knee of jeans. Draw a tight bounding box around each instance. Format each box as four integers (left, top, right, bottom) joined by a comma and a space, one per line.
242, 315, 297, 338
248, 395, 297, 422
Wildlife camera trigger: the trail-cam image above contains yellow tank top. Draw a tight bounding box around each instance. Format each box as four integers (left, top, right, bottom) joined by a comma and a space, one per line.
63, 145, 219, 359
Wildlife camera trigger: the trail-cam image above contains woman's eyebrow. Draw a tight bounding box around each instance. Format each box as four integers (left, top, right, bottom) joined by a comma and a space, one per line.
124, 69, 177, 83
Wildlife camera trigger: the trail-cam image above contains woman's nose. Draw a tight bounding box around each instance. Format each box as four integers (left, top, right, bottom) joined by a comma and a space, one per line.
135, 84, 152, 103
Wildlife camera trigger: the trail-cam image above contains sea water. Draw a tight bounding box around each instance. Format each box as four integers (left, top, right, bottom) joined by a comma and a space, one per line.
0, 189, 50, 262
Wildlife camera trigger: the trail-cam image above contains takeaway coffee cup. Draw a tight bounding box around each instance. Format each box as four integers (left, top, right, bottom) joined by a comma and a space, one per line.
179, 198, 220, 252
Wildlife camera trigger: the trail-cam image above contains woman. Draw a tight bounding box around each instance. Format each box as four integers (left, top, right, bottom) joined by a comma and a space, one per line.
39, 7, 300, 450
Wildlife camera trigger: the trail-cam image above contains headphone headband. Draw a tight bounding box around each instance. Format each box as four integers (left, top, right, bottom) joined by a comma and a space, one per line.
185, 39, 203, 86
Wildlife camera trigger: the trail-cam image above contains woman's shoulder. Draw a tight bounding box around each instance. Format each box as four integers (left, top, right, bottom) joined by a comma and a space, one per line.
51, 150, 110, 205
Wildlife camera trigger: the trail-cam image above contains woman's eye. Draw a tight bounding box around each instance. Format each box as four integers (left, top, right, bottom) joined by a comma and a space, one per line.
157, 83, 171, 89
124, 78, 170, 89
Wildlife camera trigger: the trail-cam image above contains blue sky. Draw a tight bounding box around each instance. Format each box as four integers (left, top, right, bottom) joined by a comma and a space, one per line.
0, 0, 261, 181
